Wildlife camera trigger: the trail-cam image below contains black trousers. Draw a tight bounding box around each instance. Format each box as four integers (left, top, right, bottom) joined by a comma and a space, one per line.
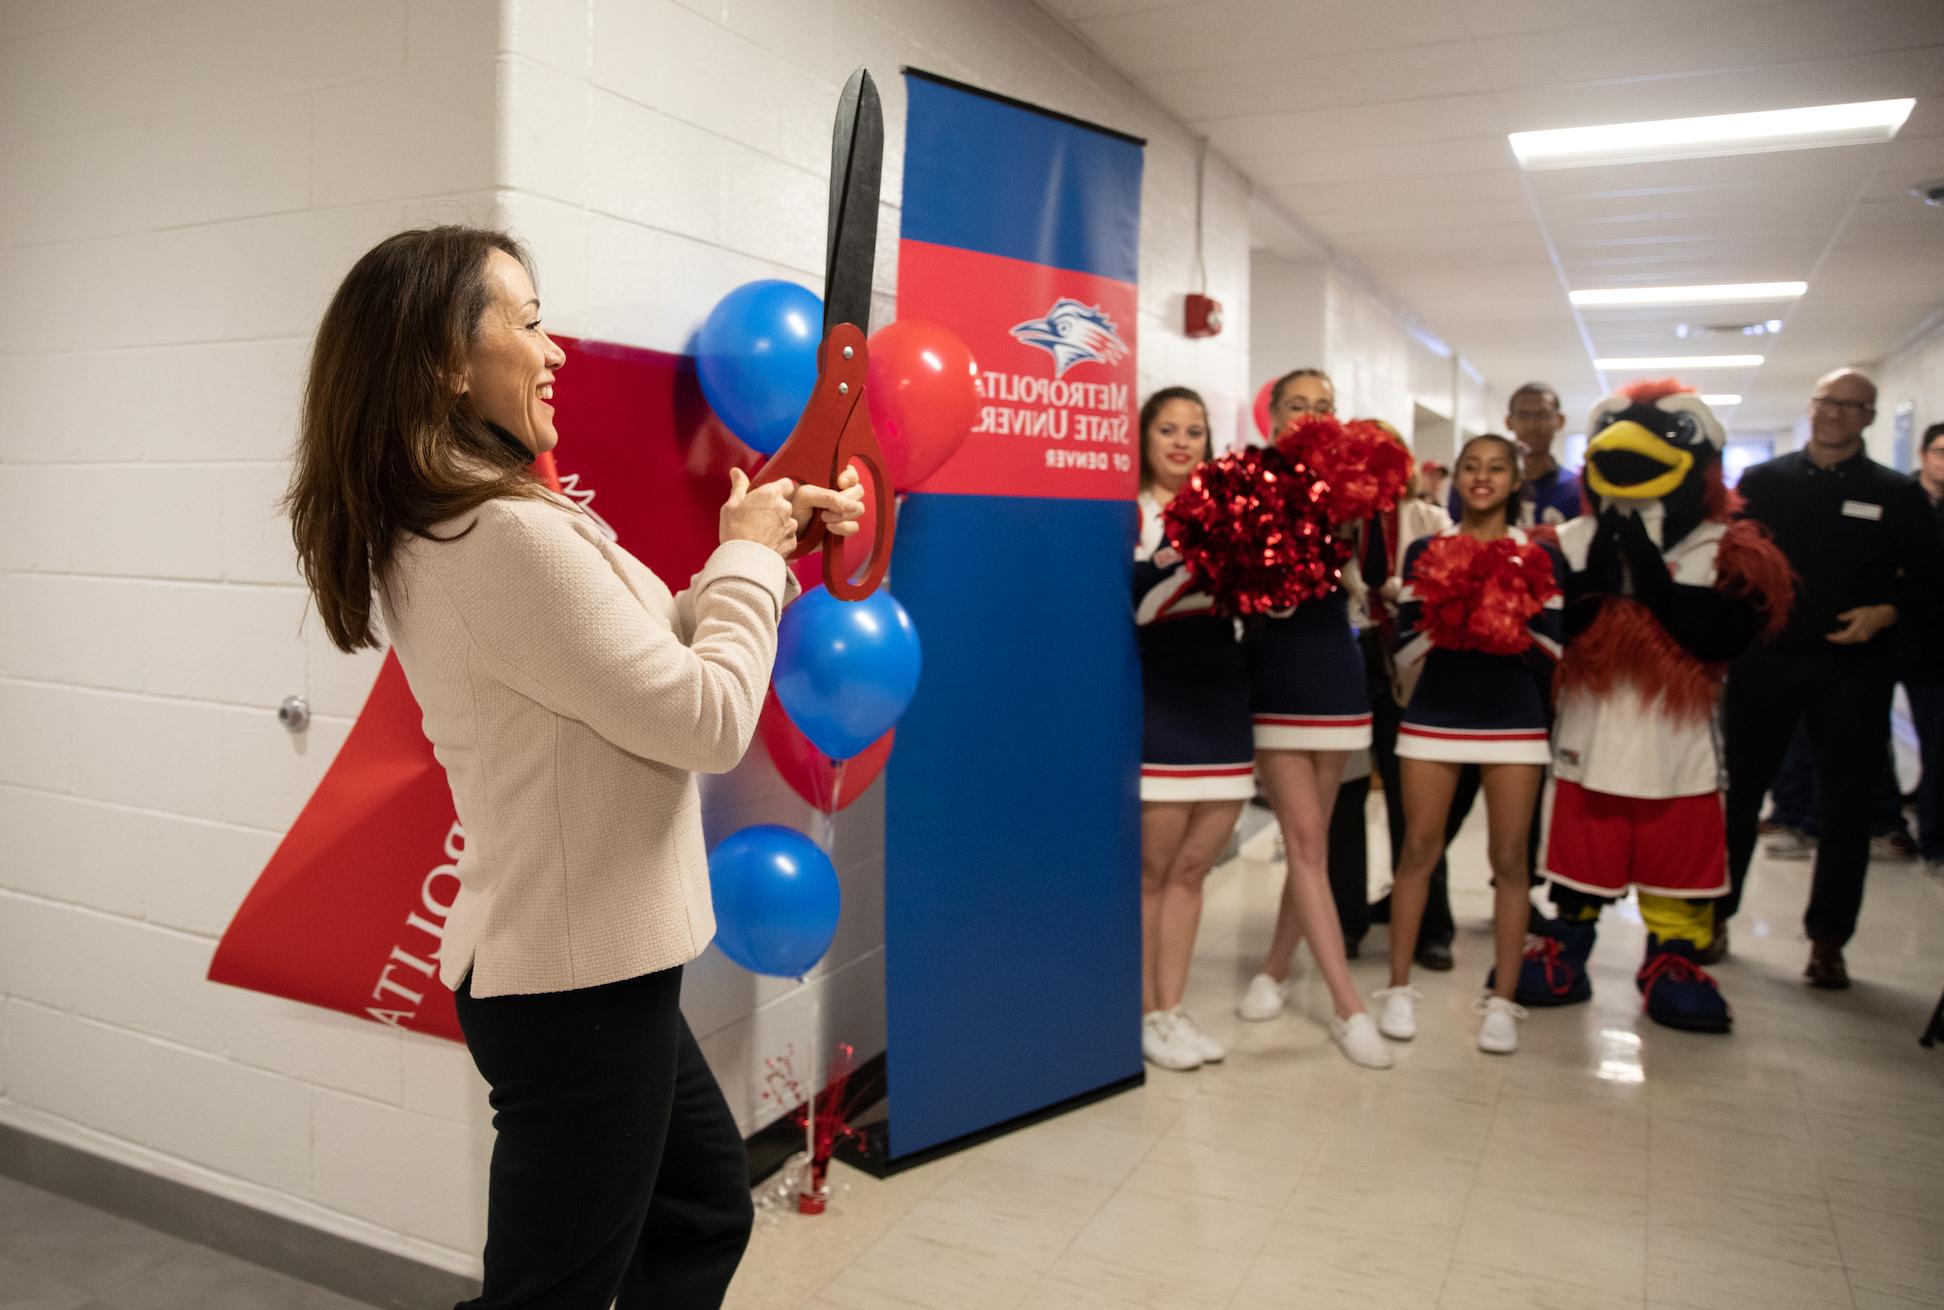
453, 966, 754, 1309
1721, 647, 1897, 946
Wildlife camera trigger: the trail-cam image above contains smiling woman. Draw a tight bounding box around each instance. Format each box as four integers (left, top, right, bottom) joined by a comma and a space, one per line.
284, 225, 861, 1309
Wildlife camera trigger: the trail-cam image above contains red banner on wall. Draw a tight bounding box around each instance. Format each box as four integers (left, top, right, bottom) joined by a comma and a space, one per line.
207, 337, 758, 1041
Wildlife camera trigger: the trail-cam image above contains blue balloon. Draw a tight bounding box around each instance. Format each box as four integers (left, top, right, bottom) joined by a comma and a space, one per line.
708, 825, 842, 977
774, 586, 923, 761
696, 280, 823, 455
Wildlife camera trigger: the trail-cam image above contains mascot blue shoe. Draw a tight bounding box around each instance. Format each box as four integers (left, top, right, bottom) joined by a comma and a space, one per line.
1637, 935, 1732, 1033
1488, 918, 1596, 1007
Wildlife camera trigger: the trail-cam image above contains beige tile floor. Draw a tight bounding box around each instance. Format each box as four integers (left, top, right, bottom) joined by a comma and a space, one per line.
726, 801, 1944, 1310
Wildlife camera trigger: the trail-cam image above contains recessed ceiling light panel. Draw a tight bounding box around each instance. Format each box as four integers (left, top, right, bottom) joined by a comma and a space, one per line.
1595, 355, 1764, 370
1700, 394, 1743, 406
1571, 281, 1807, 307
1512, 99, 1914, 170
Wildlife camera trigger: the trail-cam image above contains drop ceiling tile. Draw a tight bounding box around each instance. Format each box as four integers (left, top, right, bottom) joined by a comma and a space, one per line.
1242, 136, 1517, 185
1473, 0, 1944, 96
1144, 40, 1490, 122
1490, 46, 1944, 133
1073, 0, 1471, 73
1208, 92, 1505, 157
1456, 0, 1801, 39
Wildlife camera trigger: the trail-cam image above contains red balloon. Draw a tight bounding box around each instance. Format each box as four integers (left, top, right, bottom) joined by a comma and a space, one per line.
1252, 378, 1275, 440
758, 688, 894, 812
865, 320, 980, 490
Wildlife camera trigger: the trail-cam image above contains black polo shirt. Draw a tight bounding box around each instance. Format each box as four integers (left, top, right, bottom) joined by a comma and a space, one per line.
1737, 447, 1944, 658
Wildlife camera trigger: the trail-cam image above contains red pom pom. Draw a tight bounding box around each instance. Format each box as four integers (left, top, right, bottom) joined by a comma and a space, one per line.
1161, 445, 1351, 617
1409, 534, 1560, 655
1276, 414, 1413, 525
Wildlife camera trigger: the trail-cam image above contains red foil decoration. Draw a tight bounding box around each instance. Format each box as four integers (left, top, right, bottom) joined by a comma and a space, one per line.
1276, 414, 1413, 525
1409, 534, 1560, 655
1161, 444, 1351, 617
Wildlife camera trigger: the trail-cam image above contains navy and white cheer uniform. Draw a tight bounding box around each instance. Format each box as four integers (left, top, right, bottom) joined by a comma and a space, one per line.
1135, 493, 1256, 801
1392, 526, 1564, 765
1243, 584, 1373, 752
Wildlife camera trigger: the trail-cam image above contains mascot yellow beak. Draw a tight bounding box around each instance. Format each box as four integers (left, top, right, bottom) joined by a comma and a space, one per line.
1585, 420, 1693, 501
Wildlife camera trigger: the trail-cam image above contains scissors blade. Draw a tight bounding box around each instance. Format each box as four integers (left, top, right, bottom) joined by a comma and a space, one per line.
824, 68, 882, 334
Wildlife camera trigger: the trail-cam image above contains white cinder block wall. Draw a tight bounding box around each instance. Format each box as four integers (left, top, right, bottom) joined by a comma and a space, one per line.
0, 0, 1259, 1277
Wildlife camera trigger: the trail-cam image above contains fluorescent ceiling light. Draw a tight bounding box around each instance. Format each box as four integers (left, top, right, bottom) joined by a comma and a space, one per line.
1511, 99, 1915, 170
1571, 282, 1807, 307
1596, 355, 1764, 370
1700, 394, 1743, 406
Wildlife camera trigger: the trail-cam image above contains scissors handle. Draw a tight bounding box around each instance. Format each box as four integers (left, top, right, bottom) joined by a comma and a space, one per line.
748, 323, 895, 599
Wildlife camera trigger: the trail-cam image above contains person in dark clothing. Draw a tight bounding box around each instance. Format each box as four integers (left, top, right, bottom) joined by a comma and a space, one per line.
1720, 371, 1944, 987
1904, 421, 1944, 877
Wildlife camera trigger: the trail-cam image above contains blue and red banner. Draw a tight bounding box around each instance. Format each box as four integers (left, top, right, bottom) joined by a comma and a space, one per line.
884, 72, 1146, 1160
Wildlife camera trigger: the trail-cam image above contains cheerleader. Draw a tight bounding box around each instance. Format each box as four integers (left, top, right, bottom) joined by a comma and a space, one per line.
1136, 387, 1254, 1071
1235, 369, 1391, 1070
1373, 434, 1565, 1055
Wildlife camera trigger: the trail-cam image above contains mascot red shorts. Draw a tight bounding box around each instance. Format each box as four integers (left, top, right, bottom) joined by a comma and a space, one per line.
1543, 779, 1728, 899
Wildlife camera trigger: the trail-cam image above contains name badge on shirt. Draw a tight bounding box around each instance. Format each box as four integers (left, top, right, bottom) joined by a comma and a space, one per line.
1841, 500, 1883, 521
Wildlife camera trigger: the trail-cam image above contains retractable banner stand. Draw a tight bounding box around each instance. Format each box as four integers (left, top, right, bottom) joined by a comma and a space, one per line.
882, 72, 1147, 1162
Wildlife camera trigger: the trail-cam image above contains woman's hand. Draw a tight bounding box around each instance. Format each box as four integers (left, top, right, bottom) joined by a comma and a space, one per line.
789, 465, 867, 538
720, 468, 799, 555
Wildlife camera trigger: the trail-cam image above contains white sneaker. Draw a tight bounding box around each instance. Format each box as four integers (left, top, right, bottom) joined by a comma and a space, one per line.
1236, 972, 1292, 1022
1142, 1010, 1201, 1071
1329, 1012, 1393, 1069
1766, 832, 1816, 862
1172, 1008, 1227, 1063
1372, 985, 1420, 1041
1476, 995, 1527, 1055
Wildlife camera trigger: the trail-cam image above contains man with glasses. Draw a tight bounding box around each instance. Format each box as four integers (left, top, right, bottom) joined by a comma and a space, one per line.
1719, 370, 1944, 987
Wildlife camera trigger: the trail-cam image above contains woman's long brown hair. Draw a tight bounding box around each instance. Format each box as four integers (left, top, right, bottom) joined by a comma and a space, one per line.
287, 226, 548, 652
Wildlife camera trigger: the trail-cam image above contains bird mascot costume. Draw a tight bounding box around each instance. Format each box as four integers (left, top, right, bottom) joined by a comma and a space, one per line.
1511, 380, 1791, 1032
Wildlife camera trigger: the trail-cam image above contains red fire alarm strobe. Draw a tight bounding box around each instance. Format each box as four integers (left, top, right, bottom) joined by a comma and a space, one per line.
1185, 293, 1223, 339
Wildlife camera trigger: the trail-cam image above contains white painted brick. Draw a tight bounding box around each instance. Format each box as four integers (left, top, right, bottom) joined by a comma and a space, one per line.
0, 894, 82, 1011
4, 1001, 156, 1142
313, 61, 499, 208
0, 1, 162, 43
221, 989, 404, 1105
499, 57, 592, 208
496, 189, 591, 337
312, 1089, 489, 1250
143, 582, 310, 708
0, 789, 145, 919
12, 794, 273, 935
0, 122, 153, 245
400, 1030, 488, 1123
0, 230, 150, 355
717, 0, 835, 80
61, 912, 235, 1053
147, 94, 314, 230
588, 90, 825, 274
0, 340, 307, 467
304, 622, 387, 721
221, 463, 300, 586
0, 679, 70, 791
217, 704, 350, 831
68, 688, 224, 818
586, 216, 815, 354
590, 0, 832, 176
140, 1037, 313, 1194
0, 575, 150, 692
0, 467, 75, 572
397, 189, 503, 232
132, 812, 279, 937
64, 466, 225, 581
505, 0, 593, 77
406, 0, 501, 65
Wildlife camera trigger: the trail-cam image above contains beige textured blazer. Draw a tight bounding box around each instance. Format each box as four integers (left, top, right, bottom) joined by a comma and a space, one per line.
379, 489, 797, 998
